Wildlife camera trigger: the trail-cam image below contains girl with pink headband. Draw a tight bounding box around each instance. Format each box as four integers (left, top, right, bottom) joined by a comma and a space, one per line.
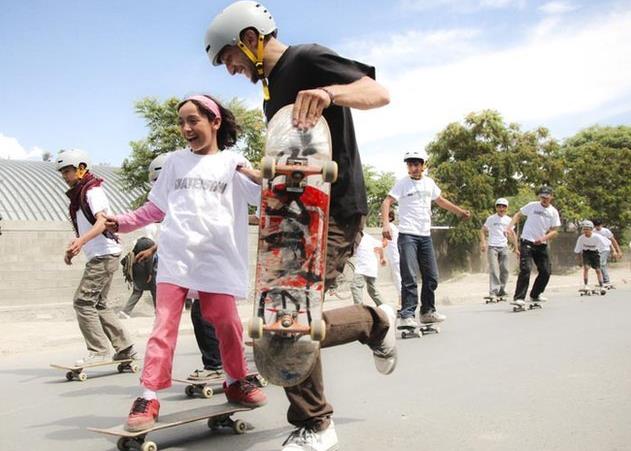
106, 94, 266, 432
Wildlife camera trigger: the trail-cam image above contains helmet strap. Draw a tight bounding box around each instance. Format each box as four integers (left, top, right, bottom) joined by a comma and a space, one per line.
237, 34, 270, 100
76, 166, 87, 180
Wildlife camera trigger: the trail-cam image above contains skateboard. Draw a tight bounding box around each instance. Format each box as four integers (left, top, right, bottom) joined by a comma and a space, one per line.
88, 403, 256, 451
484, 296, 507, 304
50, 358, 139, 381
511, 301, 542, 312
247, 104, 336, 387
579, 287, 607, 296
172, 372, 267, 399
398, 323, 440, 339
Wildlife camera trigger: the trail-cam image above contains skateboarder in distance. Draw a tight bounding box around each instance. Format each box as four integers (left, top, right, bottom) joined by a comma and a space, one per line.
205, 2, 398, 449
55, 149, 137, 367
574, 220, 611, 291
592, 218, 623, 288
480, 198, 519, 301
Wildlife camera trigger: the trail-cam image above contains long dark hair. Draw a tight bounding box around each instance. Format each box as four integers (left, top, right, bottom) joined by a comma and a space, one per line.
178, 95, 241, 150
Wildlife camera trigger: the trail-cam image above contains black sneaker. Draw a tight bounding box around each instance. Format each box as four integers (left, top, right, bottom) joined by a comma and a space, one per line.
113, 345, 138, 361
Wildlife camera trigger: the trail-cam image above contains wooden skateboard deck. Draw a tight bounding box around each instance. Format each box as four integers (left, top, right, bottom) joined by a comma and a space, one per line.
172, 372, 267, 399
50, 359, 139, 381
88, 403, 255, 451
247, 104, 336, 387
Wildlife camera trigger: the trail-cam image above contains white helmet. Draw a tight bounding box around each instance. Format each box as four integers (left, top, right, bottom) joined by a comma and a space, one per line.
495, 198, 509, 206
148, 152, 172, 183
55, 149, 90, 171
204, 1, 277, 66
580, 220, 594, 229
403, 149, 429, 162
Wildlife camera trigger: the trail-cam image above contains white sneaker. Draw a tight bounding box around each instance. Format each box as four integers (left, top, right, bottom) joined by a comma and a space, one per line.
582, 284, 590, 291
511, 299, 526, 307
529, 295, 548, 302
397, 317, 418, 329
281, 421, 339, 451
419, 311, 446, 324
75, 352, 109, 367
370, 304, 397, 375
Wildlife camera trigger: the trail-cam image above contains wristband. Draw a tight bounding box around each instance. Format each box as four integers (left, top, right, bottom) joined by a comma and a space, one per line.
319, 87, 336, 106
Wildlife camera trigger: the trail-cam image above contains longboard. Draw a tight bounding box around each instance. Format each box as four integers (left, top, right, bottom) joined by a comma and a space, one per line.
247, 104, 336, 387
50, 359, 139, 381
172, 372, 267, 399
88, 403, 256, 451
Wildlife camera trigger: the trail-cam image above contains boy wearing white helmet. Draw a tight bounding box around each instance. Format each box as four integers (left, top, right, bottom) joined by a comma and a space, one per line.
480, 198, 518, 300
507, 185, 560, 307
382, 150, 471, 328
206, 3, 395, 449
55, 149, 137, 366
574, 220, 611, 290
592, 218, 622, 287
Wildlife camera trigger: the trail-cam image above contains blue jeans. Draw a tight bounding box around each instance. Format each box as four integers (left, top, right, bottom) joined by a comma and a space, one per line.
398, 233, 439, 318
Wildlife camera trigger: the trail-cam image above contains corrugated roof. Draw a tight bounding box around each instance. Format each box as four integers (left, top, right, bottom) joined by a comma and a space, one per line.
0, 160, 146, 221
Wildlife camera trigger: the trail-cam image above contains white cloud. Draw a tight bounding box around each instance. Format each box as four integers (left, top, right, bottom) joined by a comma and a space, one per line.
0, 134, 45, 160
538, 1, 578, 15
344, 8, 631, 169
399, 0, 525, 12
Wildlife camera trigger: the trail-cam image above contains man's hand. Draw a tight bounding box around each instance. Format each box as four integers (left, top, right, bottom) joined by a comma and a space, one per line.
460, 209, 471, 220
293, 88, 331, 130
382, 224, 393, 241
135, 248, 153, 263
104, 215, 119, 233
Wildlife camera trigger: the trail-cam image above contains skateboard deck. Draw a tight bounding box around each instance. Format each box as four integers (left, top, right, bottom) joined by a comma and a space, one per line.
484, 296, 507, 304
88, 403, 255, 451
579, 287, 606, 296
511, 301, 542, 312
398, 323, 441, 339
172, 372, 267, 399
50, 359, 139, 381
248, 104, 336, 388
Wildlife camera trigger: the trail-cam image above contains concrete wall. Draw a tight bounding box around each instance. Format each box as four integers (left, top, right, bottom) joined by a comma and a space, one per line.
0, 221, 582, 314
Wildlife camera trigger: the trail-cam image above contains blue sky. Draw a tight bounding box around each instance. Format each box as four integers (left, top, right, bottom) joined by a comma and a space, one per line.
1, 0, 630, 176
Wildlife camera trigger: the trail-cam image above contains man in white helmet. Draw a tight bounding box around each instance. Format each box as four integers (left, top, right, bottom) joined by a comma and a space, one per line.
480, 198, 519, 300
206, 3, 396, 450
55, 149, 137, 366
381, 150, 471, 328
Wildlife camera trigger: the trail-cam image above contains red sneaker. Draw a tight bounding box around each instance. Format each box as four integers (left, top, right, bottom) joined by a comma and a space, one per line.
125, 397, 160, 432
224, 379, 267, 407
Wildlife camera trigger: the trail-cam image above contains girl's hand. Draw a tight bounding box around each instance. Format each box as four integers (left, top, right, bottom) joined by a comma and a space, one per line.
104, 215, 119, 232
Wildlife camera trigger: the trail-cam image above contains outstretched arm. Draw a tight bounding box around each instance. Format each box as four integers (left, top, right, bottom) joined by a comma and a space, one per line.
381, 195, 396, 240
435, 196, 471, 220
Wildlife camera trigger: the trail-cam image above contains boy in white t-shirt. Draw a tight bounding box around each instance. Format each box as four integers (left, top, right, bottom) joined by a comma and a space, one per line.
382, 210, 402, 307
351, 233, 386, 306
381, 150, 471, 327
56, 149, 136, 366
592, 219, 622, 287
574, 220, 611, 290
480, 198, 519, 299
507, 185, 561, 307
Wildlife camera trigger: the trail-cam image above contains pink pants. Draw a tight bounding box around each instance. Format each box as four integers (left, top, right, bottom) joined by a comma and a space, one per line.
140, 283, 248, 391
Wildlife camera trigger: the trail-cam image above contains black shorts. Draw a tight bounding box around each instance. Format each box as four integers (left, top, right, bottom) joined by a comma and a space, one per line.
582, 250, 601, 269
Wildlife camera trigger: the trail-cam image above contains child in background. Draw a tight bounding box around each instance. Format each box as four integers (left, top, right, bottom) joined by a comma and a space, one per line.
574, 220, 611, 290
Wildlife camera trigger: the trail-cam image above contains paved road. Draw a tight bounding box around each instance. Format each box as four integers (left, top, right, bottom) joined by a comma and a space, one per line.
1, 287, 630, 451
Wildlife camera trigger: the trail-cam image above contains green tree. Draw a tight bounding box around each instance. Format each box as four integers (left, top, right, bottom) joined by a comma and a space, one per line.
120, 96, 266, 206
427, 110, 560, 248
363, 165, 395, 227
556, 125, 631, 235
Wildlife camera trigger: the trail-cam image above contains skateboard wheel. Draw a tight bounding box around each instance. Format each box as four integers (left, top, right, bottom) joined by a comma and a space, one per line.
202, 387, 214, 399
262, 156, 275, 179
322, 161, 338, 183
434, 326, 441, 334
140, 441, 157, 451
310, 319, 326, 342
117, 363, 125, 373
78, 372, 88, 382
185, 385, 195, 398
207, 418, 219, 431
233, 419, 247, 434
65, 371, 74, 381
117, 437, 130, 451
130, 363, 140, 373
248, 317, 263, 339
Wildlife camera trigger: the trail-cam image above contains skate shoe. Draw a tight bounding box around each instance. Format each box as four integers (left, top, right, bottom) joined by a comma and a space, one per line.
497, 289, 507, 297
281, 420, 339, 451
74, 352, 108, 367
397, 317, 418, 329
125, 397, 160, 432
189, 368, 223, 380
112, 345, 138, 361
420, 311, 446, 324
529, 295, 548, 303
224, 378, 267, 407
511, 299, 526, 307
369, 304, 397, 375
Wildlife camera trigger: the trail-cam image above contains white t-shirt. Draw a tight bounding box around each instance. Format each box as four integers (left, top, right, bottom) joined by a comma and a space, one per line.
77, 186, 121, 260
483, 213, 513, 247
384, 223, 400, 266
354, 233, 381, 278
594, 227, 614, 241
574, 233, 611, 253
142, 223, 161, 242
388, 176, 441, 236
519, 201, 561, 242
148, 149, 259, 297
